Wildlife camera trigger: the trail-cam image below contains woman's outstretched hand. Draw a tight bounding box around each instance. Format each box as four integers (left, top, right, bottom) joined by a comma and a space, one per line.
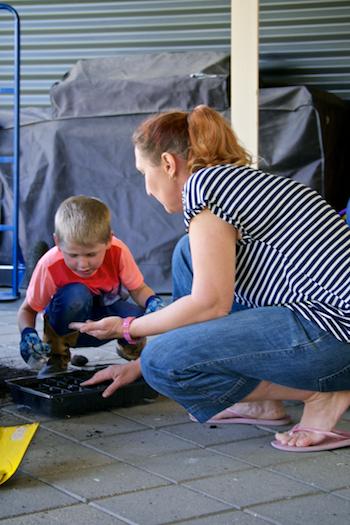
69, 316, 123, 340
81, 361, 142, 398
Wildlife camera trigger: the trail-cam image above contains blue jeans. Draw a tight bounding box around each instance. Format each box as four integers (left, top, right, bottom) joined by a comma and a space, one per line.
45, 282, 144, 347
141, 235, 350, 423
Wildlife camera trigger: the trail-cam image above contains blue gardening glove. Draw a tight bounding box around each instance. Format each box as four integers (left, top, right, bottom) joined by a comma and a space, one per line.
145, 295, 165, 314
20, 328, 51, 369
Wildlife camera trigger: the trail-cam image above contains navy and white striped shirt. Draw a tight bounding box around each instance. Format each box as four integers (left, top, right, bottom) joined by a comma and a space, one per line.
183, 165, 350, 343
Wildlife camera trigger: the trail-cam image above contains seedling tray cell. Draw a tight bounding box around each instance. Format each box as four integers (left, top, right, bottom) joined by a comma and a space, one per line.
5, 367, 158, 417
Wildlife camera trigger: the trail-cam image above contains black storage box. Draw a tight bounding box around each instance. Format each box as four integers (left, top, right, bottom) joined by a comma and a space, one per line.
5, 368, 158, 417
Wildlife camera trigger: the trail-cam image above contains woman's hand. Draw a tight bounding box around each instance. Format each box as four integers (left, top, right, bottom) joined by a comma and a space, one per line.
81, 361, 142, 398
69, 316, 123, 340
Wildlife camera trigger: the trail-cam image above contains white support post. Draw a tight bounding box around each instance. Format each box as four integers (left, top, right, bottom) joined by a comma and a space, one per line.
231, 0, 259, 164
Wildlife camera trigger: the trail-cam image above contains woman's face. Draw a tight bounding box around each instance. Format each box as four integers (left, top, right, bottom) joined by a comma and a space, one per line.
134, 146, 185, 213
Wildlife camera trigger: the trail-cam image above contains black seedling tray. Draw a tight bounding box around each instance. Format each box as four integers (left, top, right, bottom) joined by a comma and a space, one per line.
5, 367, 158, 417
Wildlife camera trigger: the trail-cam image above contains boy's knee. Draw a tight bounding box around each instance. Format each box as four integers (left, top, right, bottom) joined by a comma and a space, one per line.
50, 283, 93, 315
58, 283, 91, 302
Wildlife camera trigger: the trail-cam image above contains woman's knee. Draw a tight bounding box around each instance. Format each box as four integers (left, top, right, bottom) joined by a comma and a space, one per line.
172, 235, 193, 300
172, 235, 191, 268
141, 336, 180, 391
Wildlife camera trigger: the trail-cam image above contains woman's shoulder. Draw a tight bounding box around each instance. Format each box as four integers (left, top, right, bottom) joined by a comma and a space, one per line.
186, 164, 262, 193
189, 164, 259, 181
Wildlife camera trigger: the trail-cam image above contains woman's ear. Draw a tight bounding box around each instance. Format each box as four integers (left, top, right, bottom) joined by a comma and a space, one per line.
53, 233, 59, 248
161, 152, 177, 178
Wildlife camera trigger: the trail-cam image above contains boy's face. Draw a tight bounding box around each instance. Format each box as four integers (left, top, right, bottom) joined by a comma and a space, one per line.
56, 239, 111, 278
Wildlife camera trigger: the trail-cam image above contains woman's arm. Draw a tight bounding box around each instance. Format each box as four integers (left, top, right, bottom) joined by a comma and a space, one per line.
71, 209, 237, 340
131, 209, 237, 336
81, 360, 142, 397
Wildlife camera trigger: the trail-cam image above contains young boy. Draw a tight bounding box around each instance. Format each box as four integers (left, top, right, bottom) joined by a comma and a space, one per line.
17, 195, 164, 377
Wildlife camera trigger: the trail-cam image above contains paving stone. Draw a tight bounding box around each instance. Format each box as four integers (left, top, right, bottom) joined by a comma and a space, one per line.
97, 484, 231, 524
131, 447, 251, 482
39, 460, 171, 499
271, 453, 350, 490
161, 420, 270, 447
84, 427, 196, 461
333, 446, 350, 459
186, 468, 318, 507
212, 434, 324, 467
0, 334, 19, 345
0, 472, 77, 519
174, 509, 272, 524
0, 410, 31, 426
252, 492, 350, 525
331, 487, 350, 500
0, 504, 127, 525
111, 395, 190, 427
2, 403, 62, 422
3, 295, 350, 525
20, 427, 116, 477
43, 410, 149, 440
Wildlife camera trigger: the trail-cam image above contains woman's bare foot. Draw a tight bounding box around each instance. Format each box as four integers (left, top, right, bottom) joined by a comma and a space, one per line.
215, 400, 288, 421
275, 391, 350, 448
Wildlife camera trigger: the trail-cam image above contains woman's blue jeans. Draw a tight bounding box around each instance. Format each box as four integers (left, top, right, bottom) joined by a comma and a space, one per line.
45, 282, 144, 347
141, 235, 350, 423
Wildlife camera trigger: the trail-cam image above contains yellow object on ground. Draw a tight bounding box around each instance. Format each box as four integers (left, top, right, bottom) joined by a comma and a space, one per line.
0, 423, 39, 485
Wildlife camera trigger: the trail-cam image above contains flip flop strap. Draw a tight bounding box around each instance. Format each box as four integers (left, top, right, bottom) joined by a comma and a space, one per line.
290, 424, 350, 439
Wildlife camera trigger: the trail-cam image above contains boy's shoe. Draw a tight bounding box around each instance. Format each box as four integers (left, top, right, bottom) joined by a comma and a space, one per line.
116, 337, 147, 361
37, 317, 79, 378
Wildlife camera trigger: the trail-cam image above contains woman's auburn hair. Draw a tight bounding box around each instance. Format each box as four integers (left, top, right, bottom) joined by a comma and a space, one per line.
132, 105, 252, 172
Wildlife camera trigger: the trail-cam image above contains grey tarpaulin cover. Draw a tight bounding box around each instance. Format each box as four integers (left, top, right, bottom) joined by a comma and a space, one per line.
0, 51, 336, 291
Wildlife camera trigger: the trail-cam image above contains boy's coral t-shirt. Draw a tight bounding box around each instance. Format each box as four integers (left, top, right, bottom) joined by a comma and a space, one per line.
26, 236, 144, 312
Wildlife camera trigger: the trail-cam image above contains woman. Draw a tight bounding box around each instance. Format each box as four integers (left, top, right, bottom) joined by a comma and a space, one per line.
71, 105, 350, 452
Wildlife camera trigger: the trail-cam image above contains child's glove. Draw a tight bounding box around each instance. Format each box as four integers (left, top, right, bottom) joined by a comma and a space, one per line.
20, 328, 51, 369
145, 295, 165, 314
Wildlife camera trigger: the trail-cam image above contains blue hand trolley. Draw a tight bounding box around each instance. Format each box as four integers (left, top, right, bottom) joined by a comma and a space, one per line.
0, 3, 23, 300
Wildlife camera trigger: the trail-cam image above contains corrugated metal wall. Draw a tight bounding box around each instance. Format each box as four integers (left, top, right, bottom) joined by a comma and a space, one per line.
0, 0, 349, 107
259, 0, 350, 102
0, 0, 231, 107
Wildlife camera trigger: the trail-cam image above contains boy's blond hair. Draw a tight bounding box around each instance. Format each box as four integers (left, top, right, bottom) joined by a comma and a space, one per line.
54, 195, 112, 246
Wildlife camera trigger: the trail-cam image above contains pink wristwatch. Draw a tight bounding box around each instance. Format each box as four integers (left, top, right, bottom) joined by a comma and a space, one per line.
122, 316, 139, 344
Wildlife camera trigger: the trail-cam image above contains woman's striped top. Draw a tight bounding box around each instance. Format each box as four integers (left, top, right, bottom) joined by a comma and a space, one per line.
182, 164, 350, 343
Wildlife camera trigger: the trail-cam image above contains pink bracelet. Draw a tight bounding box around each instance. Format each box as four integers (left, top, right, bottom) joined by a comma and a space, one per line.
122, 316, 139, 344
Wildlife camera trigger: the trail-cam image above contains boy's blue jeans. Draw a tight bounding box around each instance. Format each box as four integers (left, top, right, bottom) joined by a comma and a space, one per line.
45, 283, 144, 347
141, 235, 350, 423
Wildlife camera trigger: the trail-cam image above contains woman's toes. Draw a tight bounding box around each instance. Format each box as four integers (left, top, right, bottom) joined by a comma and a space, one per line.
274, 430, 290, 445
275, 428, 324, 448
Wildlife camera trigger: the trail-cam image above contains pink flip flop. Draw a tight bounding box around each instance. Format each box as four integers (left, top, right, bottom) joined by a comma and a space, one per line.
189, 408, 291, 427
271, 424, 350, 452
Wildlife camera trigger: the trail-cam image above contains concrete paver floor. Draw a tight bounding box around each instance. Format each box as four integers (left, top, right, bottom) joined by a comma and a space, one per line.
1, 294, 350, 525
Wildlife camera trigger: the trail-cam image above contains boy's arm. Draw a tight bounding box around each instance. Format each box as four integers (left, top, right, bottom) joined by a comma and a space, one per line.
117, 239, 163, 310
129, 283, 156, 308
17, 298, 51, 367
17, 298, 38, 332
